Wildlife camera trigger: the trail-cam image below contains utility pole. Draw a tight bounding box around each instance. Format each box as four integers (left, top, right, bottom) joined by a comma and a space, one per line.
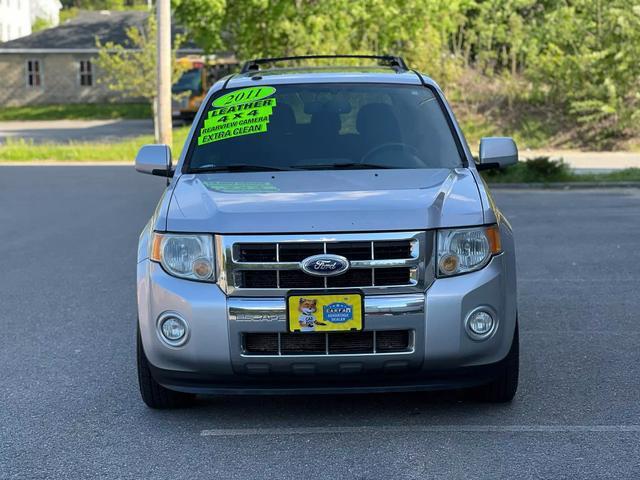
156, 0, 172, 146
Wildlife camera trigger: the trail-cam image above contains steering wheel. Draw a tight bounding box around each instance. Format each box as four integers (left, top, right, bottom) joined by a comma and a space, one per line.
360, 143, 422, 166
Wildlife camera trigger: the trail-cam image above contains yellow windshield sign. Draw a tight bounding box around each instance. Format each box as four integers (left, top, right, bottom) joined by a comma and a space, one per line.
198, 87, 277, 146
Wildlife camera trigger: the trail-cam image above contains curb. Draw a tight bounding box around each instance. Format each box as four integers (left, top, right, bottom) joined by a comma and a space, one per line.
488, 182, 640, 189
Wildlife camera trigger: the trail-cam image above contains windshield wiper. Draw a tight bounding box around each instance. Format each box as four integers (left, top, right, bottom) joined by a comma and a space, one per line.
190, 164, 292, 173
292, 162, 392, 170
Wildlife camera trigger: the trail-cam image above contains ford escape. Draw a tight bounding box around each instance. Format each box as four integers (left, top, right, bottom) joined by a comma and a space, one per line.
134, 55, 519, 409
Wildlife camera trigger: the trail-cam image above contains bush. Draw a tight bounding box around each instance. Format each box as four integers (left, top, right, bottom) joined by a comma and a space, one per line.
482, 156, 573, 183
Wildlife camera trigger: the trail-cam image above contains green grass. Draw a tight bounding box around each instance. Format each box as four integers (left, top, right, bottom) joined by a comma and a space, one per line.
569, 169, 640, 182
482, 157, 640, 183
0, 128, 189, 162
0, 104, 152, 121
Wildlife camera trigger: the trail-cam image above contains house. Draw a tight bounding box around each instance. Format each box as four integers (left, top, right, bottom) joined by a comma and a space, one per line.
0, 0, 32, 42
31, 0, 62, 26
0, 0, 62, 42
0, 10, 202, 107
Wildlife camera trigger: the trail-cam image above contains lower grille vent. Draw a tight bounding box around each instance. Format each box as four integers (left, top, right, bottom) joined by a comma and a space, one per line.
243, 330, 412, 356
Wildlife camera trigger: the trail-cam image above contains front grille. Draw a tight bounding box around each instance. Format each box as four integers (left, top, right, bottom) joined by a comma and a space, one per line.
240, 271, 277, 288
279, 270, 324, 289
374, 240, 413, 259
279, 243, 324, 262
237, 244, 277, 262
218, 231, 432, 295
326, 241, 372, 260
327, 268, 372, 288
243, 330, 412, 356
375, 267, 411, 286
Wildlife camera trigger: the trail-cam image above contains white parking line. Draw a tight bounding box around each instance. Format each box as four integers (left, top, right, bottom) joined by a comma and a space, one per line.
519, 278, 640, 283
201, 425, 640, 436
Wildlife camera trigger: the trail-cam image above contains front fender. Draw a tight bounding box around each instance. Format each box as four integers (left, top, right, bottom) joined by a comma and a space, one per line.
137, 219, 152, 264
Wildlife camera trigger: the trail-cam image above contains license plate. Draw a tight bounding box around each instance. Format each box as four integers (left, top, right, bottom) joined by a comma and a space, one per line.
287, 292, 364, 333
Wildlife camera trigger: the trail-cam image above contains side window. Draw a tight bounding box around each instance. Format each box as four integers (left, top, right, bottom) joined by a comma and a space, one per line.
26, 59, 42, 87
79, 60, 93, 87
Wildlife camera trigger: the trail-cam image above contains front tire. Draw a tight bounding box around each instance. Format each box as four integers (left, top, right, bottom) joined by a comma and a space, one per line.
137, 327, 195, 409
470, 321, 519, 403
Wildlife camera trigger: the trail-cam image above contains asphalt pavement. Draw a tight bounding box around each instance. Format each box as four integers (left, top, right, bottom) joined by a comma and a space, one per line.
0, 119, 154, 144
1, 166, 639, 479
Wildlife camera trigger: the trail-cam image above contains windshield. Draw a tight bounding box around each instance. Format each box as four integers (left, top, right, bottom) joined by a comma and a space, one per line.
186, 83, 463, 172
172, 68, 202, 94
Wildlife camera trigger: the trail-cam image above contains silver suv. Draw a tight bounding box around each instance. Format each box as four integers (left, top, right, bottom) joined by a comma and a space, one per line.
134, 55, 519, 409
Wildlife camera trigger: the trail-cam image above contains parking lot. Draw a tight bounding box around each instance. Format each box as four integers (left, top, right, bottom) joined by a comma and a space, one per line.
0, 120, 154, 144
2, 166, 639, 479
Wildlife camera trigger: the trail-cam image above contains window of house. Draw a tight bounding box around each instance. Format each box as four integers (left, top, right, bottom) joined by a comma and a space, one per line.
26, 60, 42, 87
79, 60, 93, 86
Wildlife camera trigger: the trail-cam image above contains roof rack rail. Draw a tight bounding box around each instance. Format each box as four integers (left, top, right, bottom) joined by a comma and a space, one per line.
240, 54, 408, 74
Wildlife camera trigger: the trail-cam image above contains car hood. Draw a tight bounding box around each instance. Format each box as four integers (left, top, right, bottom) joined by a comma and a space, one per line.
166, 168, 484, 233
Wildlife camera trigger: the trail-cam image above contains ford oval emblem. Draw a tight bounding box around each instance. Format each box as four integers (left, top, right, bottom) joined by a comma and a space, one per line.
300, 254, 350, 277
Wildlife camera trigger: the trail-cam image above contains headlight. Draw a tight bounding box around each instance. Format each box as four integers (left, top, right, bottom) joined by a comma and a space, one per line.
437, 225, 501, 277
150, 233, 215, 282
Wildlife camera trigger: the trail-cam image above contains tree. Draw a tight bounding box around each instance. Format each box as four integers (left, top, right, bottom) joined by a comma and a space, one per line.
171, 0, 640, 145
171, 0, 470, 85
32, 17, 54, 33
530, 0, 640, 141
95, 16, 186, 142
171, 0, 226, 53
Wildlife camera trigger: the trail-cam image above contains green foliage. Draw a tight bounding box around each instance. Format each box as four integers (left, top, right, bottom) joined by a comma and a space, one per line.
59, 8, 79, 23
32, 17, 54, 32
530, 1, 640, 142
576, 168, 640, 182
172, 0, 226, 53
94, 16, 187, 140
483, 157, 640, 183
94, 16, 186, 102
173, 0, 640, 148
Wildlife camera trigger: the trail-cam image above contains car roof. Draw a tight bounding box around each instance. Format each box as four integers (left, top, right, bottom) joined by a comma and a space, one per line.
222, 67, 436, 89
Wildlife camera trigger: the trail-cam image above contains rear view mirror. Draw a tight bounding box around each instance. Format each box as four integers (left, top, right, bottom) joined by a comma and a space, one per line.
477, 137, 518, 170
135, 144, 173, 177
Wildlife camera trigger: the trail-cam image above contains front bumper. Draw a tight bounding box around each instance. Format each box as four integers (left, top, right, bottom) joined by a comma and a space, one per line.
137, 253, 517, 394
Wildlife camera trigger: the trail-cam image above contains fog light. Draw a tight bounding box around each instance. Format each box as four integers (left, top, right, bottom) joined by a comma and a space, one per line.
158, 313, 188, 346
465, 309, 496, 340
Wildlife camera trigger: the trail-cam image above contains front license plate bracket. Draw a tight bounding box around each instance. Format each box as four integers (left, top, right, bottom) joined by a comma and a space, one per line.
286, 290, 364, 333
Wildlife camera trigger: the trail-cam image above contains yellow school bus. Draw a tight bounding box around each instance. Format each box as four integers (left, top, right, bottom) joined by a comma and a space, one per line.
172, 56, 239, 120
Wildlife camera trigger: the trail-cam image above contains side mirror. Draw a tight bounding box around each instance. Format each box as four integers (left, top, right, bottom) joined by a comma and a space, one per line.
477, 137, 518, 170
135, 144, 173, 177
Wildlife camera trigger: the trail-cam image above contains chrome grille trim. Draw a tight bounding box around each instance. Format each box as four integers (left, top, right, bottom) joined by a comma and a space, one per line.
229, 258, 419, 270
228, 294, 425, 322
216, 231, 434, 297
